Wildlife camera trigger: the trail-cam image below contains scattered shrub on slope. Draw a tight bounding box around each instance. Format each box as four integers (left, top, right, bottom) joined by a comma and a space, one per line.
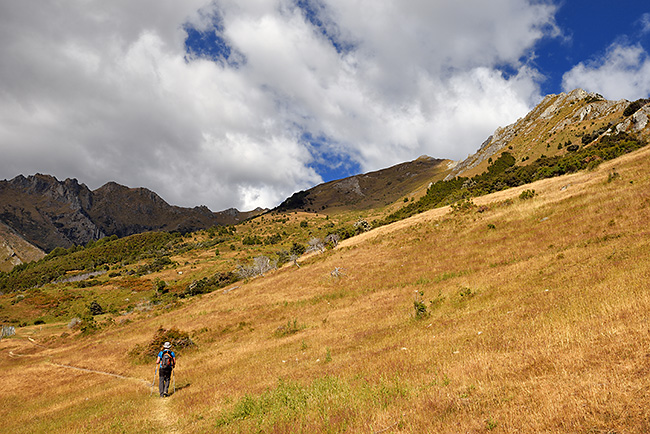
0, 232, 179, 292
129, 326, 195, 364
382, 132, 645, 224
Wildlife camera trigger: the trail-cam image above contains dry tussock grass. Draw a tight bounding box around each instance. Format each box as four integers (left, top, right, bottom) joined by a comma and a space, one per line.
2, 147, 650, 432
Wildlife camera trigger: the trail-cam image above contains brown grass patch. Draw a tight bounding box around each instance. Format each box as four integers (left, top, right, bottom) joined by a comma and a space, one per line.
3, 146, 650, 432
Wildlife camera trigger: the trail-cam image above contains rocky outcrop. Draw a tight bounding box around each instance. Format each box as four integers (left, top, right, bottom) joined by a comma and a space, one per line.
616, 105, 650, 135
0, 220, 45, 272
446, 89, 648, 180
0, 174, 104, 251
334, 177, 364, 197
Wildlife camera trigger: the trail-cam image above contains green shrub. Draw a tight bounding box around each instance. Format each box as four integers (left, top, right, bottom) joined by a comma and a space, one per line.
129, 326, 195, 363
519, 189, 536, 200
79, 314, 99, 335
88, 300, 104, 316
290, 242, 306, 257
242, 235, 262, 245
185, 272, 237, 296
623, 98, 650, 117
274, 319, 305, 337
154, 279, 168, 294
413, 291, 429, 319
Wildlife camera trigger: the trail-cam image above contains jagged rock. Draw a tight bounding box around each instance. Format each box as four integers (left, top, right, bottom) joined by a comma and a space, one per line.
445, 89, 646, 181
616, 105, 650, 134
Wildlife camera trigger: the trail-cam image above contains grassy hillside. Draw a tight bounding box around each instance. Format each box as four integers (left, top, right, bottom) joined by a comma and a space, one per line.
275, 156, 451, 215
2, 146, 650, 433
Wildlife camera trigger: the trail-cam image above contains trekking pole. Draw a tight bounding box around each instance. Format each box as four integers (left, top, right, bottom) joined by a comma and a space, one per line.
150, 365, 157, 396
172, 368, 176, 394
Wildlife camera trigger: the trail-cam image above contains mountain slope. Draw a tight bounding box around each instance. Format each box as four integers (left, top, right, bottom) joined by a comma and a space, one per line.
3, 144, 650, 432
449, 88, 650, 179
276, 155, 451, 213
0, 89, 647, 268
0, 175, 264, 253
0, 220, 44, 272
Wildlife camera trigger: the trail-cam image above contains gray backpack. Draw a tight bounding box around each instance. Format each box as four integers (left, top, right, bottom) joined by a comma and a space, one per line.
160, 350, 174, 370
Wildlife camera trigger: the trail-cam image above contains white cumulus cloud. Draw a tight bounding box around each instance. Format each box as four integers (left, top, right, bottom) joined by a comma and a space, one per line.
0, 0, 560, 211
562, 43, 650, 100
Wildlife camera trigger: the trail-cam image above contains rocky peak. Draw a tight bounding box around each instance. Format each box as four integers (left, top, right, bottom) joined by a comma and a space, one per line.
0, 175, 241, 252
445, 89, 646, 180
8, 174, 92, 211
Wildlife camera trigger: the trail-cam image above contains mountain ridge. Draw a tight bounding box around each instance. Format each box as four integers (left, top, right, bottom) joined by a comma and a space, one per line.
275, 155, 450, 213
0, 174, 265, 267
446, 88, 650, 180
2, 88, 649, 271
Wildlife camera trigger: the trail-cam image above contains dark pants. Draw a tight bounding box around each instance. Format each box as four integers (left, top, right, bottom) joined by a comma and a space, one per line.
159, 368, 172, 396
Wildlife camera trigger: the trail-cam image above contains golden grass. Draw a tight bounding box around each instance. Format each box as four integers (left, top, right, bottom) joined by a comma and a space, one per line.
3, 146, 650, 432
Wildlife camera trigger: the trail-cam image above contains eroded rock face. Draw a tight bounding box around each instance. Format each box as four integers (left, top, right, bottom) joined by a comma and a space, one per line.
616, 105, 650, 134
0, 174, 103, 251
334, 177, 364, 197
0, 220, 45, 272
445, 89, 649, 180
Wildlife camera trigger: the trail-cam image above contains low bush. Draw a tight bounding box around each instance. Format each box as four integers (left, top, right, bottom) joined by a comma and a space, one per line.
519, 189, 536, 200
185, 272, 237, 296
88, 300, 104, 316
129, 326, 195, 363
274, 319, 305, 337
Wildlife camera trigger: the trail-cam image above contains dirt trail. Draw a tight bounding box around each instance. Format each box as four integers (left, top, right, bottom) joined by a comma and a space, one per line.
52, 362, 181, 431
51, 362, 151, 385
151, 396, 180, 433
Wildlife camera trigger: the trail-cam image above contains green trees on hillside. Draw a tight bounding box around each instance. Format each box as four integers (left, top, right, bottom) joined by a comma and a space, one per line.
382, 132, 645, 225
0, 232, 179, 292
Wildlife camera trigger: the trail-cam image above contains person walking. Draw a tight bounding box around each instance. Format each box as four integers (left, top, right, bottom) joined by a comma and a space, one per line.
156, 341, 176, 397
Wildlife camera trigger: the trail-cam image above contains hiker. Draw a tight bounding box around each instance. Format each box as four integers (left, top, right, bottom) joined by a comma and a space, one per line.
156, 341, 176, 397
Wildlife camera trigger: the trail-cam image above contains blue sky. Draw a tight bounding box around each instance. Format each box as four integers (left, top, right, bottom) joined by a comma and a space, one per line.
535, 1, 650, 97
0, 1, 649, 211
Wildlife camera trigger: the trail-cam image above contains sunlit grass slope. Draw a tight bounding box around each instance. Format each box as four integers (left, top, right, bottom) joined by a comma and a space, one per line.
2, 146, 650, 433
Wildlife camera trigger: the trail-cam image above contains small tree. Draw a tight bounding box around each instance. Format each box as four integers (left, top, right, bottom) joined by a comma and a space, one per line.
154, 279, 168, 294
88, 300, 104, 316
307, 237, 325, 253
290, 242, 306, 257
353, 219, 372, 234
324, 233, 340, 248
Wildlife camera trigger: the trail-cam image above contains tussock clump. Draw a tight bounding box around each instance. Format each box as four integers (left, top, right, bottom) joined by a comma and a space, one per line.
129, 326, 195, 364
